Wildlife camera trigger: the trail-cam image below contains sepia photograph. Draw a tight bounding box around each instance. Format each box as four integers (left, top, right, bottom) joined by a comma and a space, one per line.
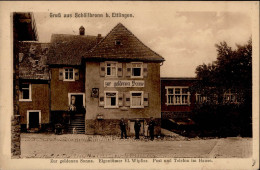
0, 1, 259, 170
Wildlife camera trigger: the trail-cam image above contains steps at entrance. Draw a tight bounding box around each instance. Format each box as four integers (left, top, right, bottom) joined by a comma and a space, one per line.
68, 114, 85, 134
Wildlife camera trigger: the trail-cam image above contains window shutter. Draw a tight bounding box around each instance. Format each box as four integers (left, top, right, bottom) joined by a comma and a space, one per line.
99, 92, 104, 107
118, 92, 123, 106
188, 92, 191, 105
100, 62, 105, 77
74, 69, 79, 80
126, 63, 131, 77
59, 68, 63, 80
144, 93, 149, 107
143, 63, 148, 77
124, 92, 130, 106
117, 63, 123, 77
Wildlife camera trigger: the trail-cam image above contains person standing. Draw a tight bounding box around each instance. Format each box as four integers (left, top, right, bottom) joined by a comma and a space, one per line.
134, 119, 141, 139
148, 117, 155, 140
144, 120, 149, 138
119, 118, 127, 139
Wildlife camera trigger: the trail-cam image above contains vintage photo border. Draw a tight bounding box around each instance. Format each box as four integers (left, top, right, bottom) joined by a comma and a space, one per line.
0, 1, 259, 170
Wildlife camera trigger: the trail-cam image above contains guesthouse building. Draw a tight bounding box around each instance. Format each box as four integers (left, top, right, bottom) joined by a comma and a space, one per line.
83, 23, 164, 135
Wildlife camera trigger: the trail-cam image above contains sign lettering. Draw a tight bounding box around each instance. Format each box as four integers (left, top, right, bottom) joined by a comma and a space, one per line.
104, 80, 145, 87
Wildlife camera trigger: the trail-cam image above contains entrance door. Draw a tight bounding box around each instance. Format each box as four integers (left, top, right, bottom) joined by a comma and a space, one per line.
28, 111, 40, 129
72, 95, 83, 110
69, 93, 85, 113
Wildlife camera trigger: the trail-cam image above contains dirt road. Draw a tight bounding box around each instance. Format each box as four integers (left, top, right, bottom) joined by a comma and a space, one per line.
20, 133, 252, 158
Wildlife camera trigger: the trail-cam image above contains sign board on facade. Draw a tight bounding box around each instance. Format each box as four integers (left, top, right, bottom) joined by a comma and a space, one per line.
104, 80, 145, 87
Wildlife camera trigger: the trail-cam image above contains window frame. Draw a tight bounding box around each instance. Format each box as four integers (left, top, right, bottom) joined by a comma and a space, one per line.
104, 91, 119, 108
63, 68, 75, 81
131, 62, 143, 78
130, 91, 144, 108
165, 86, 190, 106
19, 83, 32, 102
105, 61, 118, 77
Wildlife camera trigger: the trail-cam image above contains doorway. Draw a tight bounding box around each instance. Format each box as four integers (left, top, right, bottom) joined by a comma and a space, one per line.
27, 110, 41, 130
68, 93, 85, 113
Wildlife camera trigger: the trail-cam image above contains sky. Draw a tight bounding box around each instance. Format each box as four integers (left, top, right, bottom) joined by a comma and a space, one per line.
33, 9, 252, 78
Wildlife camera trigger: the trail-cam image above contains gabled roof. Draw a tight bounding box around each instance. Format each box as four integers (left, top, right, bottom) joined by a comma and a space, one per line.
19, 42, 50, 80
84, 23, 165, 62
47, 34, 98, 66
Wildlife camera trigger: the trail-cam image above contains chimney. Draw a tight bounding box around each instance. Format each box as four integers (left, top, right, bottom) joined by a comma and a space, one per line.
96, 34, 102, 43
79, 26, 85, 35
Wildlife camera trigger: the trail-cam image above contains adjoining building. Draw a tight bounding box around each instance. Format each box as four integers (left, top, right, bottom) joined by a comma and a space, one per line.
47, 27, 101, 134
18, 42, 50, 132
13, 12, 39, 157
160, 77, 197, 123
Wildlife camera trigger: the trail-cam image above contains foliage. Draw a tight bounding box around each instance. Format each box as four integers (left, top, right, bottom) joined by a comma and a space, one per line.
191, 38, 252, 104
191, 103, 252, 137
190, 38, 252, 137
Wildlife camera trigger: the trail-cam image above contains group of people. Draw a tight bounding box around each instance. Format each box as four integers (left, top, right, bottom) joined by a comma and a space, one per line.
119, 117, 156, 141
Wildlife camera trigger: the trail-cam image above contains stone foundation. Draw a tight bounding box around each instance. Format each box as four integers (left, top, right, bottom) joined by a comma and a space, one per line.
11, 115, 21, 158
85, 118, 161, 136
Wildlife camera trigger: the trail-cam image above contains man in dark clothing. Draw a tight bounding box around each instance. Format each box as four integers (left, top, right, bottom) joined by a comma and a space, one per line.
134, 119, 141, 139
119, 118, 127, 139
148, 117, 155, 140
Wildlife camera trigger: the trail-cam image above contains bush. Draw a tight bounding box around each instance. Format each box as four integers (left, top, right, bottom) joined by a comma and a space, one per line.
191, 103, 252, 137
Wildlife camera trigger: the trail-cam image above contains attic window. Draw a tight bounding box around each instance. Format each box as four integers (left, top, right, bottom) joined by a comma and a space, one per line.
115, 40, 122, 45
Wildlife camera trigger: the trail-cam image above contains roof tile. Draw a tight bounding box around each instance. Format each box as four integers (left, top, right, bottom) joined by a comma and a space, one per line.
18, 42, 50, 80
84, 23, 165, 62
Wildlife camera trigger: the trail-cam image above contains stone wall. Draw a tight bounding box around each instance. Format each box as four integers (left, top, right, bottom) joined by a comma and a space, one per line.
11, 115, 21, 158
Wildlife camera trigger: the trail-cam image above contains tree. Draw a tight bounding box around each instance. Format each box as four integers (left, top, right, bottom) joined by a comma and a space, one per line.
192, 38, 252, 104
191, 38, 252, 137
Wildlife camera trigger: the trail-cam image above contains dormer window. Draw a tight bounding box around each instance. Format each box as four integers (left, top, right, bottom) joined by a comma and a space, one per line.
115, 40, 122, 45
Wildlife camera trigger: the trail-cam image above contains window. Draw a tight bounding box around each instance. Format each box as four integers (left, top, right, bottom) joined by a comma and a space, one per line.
64, 68, 74, 81
223, 89, 238, 103
131, 62, 143, 78
166, 87, 190, 105
130, 91, 144, 108
195, 94, 208, 103
106, 62, 117, 77
104, 91, 118, 108
19, 83, 31, 101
